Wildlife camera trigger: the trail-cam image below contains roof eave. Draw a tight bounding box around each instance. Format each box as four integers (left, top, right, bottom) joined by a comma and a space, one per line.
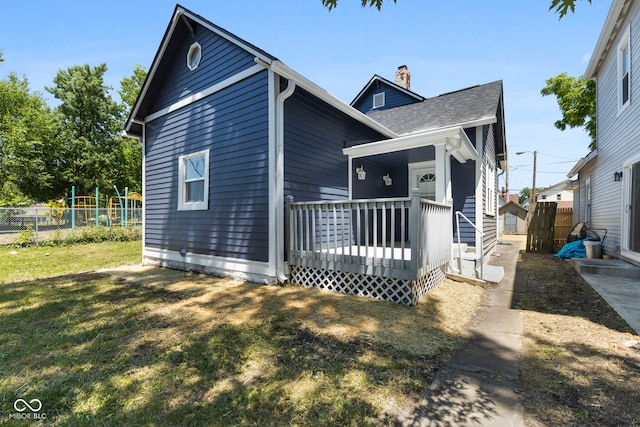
342, 125, 478, 162
350, 74, 425, 106
125, 5, 275, 136
270, 61, 397, 139
567, 150, 598, 178
585, 0, 628, 79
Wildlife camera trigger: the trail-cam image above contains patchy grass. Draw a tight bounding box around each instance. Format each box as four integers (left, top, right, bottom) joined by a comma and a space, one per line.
0, 245, 483, 426
516, 252, 640, 427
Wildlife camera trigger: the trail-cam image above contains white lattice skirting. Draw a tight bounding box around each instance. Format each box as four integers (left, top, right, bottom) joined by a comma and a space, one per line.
290, 265, 446, 306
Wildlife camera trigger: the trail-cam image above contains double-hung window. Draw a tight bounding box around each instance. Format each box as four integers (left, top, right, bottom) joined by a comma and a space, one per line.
178, 149, 209, 211
618, 26, 631, 112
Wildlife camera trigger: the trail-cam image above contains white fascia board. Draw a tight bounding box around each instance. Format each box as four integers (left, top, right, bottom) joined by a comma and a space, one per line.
182, 11, 272, 65
125, 9, 183, 133
585, 0, 627, 79
567, 150, 598, 178
269, 61, 397, 139
125, 7, 274, 134
343, 126, 478, 162
145, 64, 265, 122
350, 75, 424, 106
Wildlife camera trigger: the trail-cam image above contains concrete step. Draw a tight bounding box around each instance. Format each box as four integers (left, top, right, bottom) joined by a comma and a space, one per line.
450, 257, 505, 284
571, 258, 640, 280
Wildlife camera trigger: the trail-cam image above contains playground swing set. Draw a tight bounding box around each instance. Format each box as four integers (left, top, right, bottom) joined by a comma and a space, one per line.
53, 186, 142, 229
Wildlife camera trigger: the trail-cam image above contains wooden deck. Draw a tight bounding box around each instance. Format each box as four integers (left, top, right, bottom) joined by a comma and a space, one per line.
287, 190, 452, 305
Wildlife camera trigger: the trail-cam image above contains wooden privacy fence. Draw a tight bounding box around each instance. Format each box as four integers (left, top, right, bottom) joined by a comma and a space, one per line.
554, 207, 573, 245
526, 202, 557, 253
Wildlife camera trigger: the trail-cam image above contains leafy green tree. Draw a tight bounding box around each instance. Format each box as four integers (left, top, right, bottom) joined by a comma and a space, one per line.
119, 64, 147, 113
519, 187, 545, 205
0, 73, 64, 201
541, 72, 596, 151
46, 63, 125, 195
112, 64, 147, 193
321, 0, 591, 17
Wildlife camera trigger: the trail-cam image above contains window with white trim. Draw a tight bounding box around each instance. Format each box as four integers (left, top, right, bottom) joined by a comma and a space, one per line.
187, 42, 202, 71
178, 149, 209, 211
485, 161, 496, 216
372, 92, 385, 109
618, 26, 631, 111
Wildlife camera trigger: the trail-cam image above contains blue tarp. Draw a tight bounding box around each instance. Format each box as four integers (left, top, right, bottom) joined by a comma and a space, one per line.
554, 239, 586, 259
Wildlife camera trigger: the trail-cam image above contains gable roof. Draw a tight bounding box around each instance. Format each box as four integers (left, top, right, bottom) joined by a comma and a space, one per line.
365, 80, 504, 136
350, 74, 425, 107
125, 5, 395, 139
585, 0, 632, 79
499, 200, 528, 215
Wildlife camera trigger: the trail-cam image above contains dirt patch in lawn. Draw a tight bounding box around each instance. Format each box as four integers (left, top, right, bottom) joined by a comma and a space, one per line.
106, 265, 482, 357
515, 252, 640, 426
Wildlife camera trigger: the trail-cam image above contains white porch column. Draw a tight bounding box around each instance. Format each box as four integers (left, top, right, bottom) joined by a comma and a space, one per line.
435, 144, 447, 204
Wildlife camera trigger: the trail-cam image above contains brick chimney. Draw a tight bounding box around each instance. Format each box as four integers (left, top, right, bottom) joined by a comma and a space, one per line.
395, 65, 410, 90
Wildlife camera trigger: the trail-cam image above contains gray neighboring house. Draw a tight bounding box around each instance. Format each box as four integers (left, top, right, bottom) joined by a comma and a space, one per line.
124, 5, 507, 305
569, 0, 640, 266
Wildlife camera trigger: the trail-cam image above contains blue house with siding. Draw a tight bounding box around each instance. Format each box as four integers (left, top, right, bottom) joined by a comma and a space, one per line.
125, 5, 507, 305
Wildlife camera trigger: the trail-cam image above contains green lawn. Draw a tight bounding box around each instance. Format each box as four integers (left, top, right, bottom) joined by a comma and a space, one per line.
0, 241, 141, 283
0, 242, 482, 426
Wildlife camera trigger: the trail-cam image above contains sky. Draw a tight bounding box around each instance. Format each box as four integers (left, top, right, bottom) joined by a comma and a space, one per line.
1, 0, 612, 195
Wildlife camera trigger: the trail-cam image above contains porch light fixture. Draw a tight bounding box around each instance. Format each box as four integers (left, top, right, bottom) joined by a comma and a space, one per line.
614, 171, 623, 181
356, 166, 366, 180
383, 173, 392, 186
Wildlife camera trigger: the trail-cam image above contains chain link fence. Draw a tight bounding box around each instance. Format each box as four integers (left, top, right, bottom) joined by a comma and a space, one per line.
0, 207, 142, 245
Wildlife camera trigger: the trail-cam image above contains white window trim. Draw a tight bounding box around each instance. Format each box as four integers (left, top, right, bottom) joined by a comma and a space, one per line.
178, 149, 210, 211
485, 161, 496, 216
617, 25, 631, 115
372, 92, 385, 109
187, 42, 202, 71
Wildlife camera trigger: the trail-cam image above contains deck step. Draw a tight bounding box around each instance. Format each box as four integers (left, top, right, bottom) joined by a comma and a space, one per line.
571, 258, 640, 279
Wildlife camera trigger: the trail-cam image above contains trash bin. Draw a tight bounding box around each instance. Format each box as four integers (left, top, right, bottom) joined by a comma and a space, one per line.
584, 240, 602, 259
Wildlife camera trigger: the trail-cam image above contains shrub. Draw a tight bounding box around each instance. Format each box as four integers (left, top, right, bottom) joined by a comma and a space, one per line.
14, 225, 36, 247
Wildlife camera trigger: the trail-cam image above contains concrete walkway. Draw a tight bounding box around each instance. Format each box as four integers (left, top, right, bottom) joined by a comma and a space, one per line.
572, 257, 640, 335
400, 236, 525, 426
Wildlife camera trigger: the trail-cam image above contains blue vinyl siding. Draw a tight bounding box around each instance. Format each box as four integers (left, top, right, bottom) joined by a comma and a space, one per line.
283, 85, 386, 202
284, 85, 388, 249
352, 81, 420, 114
482, 124, 498, 254
452, 128, 478, 245
150, 22, 257, 113
145, 70, 270, 261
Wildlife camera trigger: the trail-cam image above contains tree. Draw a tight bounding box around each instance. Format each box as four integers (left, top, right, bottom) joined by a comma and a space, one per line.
119, 64, 147, 113
549, 0, 592, 19
321, 0, 591, 18
321, 0, 393, 11
541, 72, 596, 151
0, 73, 64, 201
519, 187, 545, 205
113, 64, 148, 192
46, 63, 125, 195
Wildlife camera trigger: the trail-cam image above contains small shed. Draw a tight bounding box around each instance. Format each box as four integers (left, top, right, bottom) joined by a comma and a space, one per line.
499, 201, 528, 235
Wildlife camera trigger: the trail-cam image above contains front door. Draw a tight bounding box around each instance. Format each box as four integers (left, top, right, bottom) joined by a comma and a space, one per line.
409, 161, 436, 201
621, 155, 640, 263
625, 162, 640, 253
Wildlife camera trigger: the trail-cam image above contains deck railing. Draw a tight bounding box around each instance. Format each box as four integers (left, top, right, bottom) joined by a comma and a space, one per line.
287, 189, 452, 281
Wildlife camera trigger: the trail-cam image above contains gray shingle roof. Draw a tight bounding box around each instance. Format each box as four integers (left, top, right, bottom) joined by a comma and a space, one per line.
366, 80, 503, 135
